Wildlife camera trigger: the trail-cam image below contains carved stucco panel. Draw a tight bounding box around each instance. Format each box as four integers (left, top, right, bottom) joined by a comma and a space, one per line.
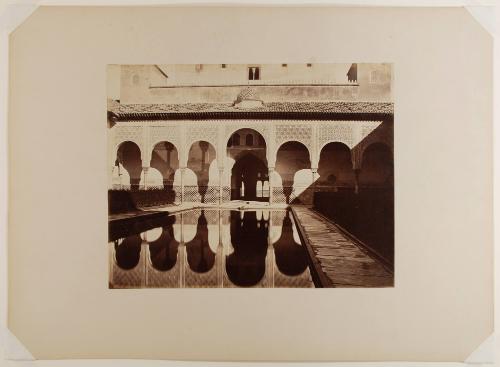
318, 122, 355, 150
186, 124, 218, 148
113, 125, 144, 156
149, 125, 181, 150
358, 122, 393, 159
275, 124, 312, 150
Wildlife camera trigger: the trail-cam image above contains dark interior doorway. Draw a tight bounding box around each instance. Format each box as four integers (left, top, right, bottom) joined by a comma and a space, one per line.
231, 154, 268, 201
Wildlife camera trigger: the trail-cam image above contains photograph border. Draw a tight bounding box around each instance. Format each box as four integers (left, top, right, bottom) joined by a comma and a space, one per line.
0, 1, 496, 365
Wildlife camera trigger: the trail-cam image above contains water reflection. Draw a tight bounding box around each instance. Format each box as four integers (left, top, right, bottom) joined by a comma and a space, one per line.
226, 211, 268, 287
149, 226, 179, 272
186, 212, 215, 273
273, 212, 308, 276
114, 235, 141, 270
109, 209, 313, 288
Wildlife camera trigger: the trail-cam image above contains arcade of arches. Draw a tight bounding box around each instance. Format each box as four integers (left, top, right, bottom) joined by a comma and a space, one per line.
109, 120, 393, 206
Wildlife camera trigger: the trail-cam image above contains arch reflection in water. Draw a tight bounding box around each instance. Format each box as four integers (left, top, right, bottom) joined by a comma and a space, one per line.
114, 235, 142, 270
226, 210, 268, 287
186, 211, 215, 273
108, 209, 314, 288
148, 226, 179, 272
273, 211, 309, 276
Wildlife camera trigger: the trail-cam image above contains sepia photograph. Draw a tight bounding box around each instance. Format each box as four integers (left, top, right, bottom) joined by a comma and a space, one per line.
107, 63, 394, 288
4, 4, 494, 362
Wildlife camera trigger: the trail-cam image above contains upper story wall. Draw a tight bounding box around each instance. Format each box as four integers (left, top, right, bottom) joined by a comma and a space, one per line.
114, 63, 392, 104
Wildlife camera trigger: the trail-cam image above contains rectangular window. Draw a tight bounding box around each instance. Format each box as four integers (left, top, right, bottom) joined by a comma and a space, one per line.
282, 63, 287, 67
307, 63, 312, 67
221, 64, 226, 69
248, 67, 260, 80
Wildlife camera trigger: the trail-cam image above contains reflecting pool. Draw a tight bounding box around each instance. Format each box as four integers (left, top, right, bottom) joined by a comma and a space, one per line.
109, 209, 314, 288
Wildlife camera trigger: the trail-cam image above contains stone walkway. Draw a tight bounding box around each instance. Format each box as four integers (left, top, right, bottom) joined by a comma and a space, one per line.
291, 206, 393, 288
109, 203, 201, 222
109, 201, 289, 222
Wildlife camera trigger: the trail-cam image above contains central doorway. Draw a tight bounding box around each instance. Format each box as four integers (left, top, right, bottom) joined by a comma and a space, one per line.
231, 154, 268, 201
227, 128, 268, 202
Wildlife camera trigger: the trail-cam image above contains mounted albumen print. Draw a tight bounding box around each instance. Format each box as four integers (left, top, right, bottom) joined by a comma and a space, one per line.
107, 63, 394, 288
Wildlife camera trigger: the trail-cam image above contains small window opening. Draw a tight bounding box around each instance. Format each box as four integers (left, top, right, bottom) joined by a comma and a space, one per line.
248, 67, 260, 80
246, 134, 254, 146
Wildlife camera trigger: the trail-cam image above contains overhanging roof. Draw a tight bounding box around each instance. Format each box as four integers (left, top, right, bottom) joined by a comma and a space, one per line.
107, 99, 394, 121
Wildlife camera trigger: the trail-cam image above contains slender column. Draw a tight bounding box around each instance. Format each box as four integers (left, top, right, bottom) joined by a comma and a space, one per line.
354, 169, 360, 194
142, 166, 149, 190
178, 244, 185, 288
268, 166, 275, 205
141, 242, 149, 288
266, 247, 275, 288
311, 167, 318, 205
117, 163, 124, 190
266, 215, 274, 288
217, 241, 223, 287
311, 124, 319, 171
179, 213, 185, 288
311, 167, 318, 184
179, 167, 186, 203
218, 210, 222, 241
178, 125, 188, 204
351, 148, 362, 195
215, 209, 224, 288
218, 168, 224, 205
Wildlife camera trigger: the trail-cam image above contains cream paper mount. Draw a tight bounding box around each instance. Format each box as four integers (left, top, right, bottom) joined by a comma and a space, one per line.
2, 4, 493, 363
